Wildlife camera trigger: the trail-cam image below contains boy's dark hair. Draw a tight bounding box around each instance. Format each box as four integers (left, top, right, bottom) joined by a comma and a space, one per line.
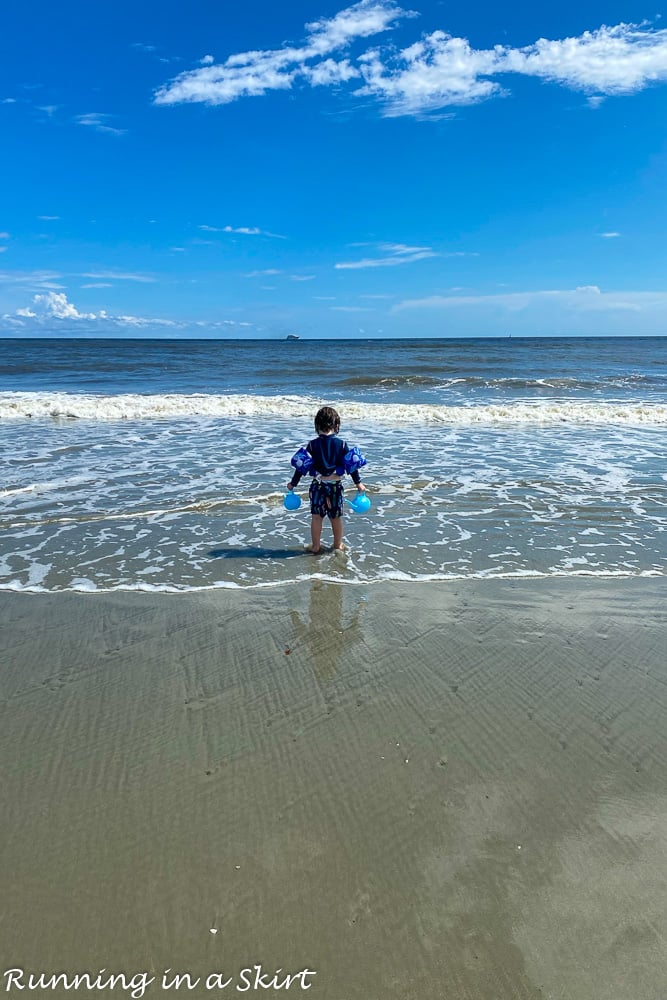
314, 405, 340, 434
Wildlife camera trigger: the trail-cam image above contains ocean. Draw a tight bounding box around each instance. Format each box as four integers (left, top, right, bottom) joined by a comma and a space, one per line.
1, 336, 665, 592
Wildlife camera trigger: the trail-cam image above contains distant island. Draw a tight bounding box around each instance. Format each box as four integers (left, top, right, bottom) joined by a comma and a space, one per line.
286, 334, 300, 340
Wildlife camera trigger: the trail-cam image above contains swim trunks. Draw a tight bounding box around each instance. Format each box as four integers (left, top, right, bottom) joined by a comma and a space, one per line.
309, 480, 344, 519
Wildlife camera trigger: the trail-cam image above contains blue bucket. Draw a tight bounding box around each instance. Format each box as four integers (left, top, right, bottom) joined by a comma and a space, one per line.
346, 493, 371, 514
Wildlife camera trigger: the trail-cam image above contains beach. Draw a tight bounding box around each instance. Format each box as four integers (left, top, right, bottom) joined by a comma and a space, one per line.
4, 0, 667, 987
2, 577, 666, 999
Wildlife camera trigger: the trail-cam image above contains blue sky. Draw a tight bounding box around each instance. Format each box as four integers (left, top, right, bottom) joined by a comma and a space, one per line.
2, 0, 667, 338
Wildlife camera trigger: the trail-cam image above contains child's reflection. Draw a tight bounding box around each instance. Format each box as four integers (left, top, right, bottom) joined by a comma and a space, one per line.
290, 580, 364, 680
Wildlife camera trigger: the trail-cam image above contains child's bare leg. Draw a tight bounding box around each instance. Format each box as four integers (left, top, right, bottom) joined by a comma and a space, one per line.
310, 515, 324, 553
331, 516, 344, 550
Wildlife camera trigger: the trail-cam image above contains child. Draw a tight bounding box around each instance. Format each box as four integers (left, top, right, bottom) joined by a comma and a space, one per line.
287, 405, 367, 554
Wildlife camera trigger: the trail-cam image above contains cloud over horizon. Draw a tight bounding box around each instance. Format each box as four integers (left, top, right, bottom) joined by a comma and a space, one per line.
6, 290, 176, 328
2, 291, 259, 334
393, 285, 667, 313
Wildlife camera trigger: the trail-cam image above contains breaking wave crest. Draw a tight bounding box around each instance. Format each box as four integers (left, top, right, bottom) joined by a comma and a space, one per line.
1, 392, 666, 426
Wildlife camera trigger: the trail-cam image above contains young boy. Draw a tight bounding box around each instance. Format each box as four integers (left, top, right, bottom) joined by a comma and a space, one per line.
287, 405, 367, 554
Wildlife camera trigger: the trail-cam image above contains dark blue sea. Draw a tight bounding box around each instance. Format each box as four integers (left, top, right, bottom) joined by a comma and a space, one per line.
1, 337, 665, 590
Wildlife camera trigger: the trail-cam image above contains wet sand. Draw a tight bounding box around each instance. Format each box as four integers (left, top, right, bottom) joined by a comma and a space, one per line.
1, 578, 666, 1000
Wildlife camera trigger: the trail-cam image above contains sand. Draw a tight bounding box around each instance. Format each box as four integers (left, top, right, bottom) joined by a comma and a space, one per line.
1, 578, 666, 1000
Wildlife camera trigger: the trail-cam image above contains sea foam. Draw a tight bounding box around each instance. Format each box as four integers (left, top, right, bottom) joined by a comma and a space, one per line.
1, 392, 665, 425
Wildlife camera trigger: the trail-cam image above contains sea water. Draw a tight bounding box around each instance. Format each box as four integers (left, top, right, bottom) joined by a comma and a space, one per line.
1, 337, 665, 591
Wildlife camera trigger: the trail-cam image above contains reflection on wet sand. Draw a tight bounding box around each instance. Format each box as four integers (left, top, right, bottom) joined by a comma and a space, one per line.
289, 581, 365, 680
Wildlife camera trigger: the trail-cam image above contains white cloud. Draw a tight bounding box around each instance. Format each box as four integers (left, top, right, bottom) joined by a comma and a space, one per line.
0, 269, 64, 289
0, 232, 10, 239
203, 319, 255, 328
304, 58, 359, 86
75, 113, 126, 136
503, 24, 667, 96
357, 31, 502, 115
335, 242, 437, 268
0, 247, 7, 255
38, 215, 60, 221
359, 23, 667, 114
600, 231, 621, 238
80, 271, 157, 283
81, 283, 113, 288
154, 0, 410, 105
154, 9, 667, 117
224, 224, 286, 238
200, 55, 215, 65
244, 268, 283, 277
384, 242, 427, 254
305, 0, 413, 53
5, 293, 177, 330
29, 292, 103, 320
114, 315, 177, 328
2, 291, 261, 334
338, 251, 438, 268
393, 285, 667, 313
290, 274, 316, 281
199, 223, 286, 238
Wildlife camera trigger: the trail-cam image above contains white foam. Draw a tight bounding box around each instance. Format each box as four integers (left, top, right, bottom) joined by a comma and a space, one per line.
26, 561, 51, 587
2, 397, 665, 592
1, 391, 666, 426
0, 566, 663, 595
0, 484, 37, 497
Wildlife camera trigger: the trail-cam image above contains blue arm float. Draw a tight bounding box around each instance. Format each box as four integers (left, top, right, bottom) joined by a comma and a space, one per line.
291, 447, 314, 475
343, 446, 367, 475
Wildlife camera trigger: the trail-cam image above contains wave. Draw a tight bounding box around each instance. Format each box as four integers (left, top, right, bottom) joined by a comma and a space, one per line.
1, 391, 666, 425
339, 373, 666, 390
337, 374, 444, 387
452, 375, 660, 390
0, 566, 663, 594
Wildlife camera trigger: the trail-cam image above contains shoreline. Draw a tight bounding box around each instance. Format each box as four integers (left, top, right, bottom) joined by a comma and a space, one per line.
1, 577, 666, 999
0, 567, 665, 595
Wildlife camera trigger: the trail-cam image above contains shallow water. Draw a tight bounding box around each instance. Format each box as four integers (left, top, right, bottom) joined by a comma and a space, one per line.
1, 337, 665, 590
